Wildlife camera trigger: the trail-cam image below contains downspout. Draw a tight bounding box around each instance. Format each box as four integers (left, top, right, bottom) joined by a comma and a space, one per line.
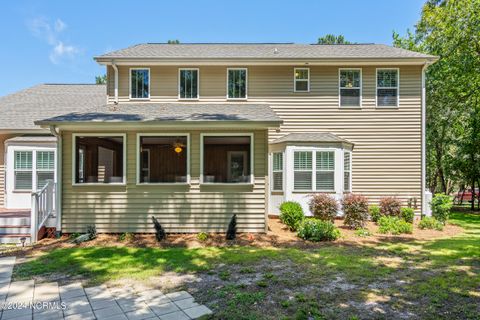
50, 125, 62, 236
421, 63, 428, 218
112, 62, 119, 104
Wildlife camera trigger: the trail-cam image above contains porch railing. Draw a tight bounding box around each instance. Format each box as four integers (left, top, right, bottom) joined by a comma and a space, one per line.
31, 180, 55, 242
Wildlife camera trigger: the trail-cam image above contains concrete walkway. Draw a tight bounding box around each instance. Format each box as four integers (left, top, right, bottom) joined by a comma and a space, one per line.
0, 257, 212, 320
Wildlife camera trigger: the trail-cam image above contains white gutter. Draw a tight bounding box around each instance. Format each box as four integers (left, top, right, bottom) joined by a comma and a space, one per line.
49, 125, 62, 234
112, 63, 119, 104
421, 62, 431, 217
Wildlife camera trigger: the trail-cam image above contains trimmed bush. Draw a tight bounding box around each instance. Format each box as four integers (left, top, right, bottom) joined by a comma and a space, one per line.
418, 217, 444, 231
431, 194, 453, 224
279, 201, 304, 231
378, 216, 413, 235
297, 218, 340, 241
379, 196, 402, 217
197, 232, 208, 241
369, 205, 382, 222
309, 194, 338, 222
400, 207, 415, 223
342, 193, 369, 229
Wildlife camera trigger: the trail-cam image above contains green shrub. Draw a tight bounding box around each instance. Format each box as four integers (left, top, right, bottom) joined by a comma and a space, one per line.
379, 196, 402, 217
297, 218, 340, 241
279, 201, 304, 231
418, 217, 444, 231
354, 228, 372, 237
118, 232, 135, 242
309, 194, 338, 222
378, 216, 413, 235
431, 194, 453, 224
369, 205, 382, 222
342, 193, 369, 229
197, 232, 208, 241
400, 207, 415, 223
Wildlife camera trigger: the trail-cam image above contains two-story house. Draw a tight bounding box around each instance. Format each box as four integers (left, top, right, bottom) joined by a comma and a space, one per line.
0, 43, 437, 241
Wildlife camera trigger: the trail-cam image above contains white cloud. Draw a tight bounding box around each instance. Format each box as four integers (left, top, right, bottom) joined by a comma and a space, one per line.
28, 17, 79, 64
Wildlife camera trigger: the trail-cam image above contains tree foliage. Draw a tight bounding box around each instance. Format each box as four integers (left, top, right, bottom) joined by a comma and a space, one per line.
317, 34, 351, 44
95, 74, 107, 84
394, 0, 480, 210
167, 39, 180, 44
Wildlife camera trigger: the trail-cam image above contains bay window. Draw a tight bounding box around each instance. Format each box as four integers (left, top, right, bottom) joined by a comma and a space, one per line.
339, 69, 361, 107
272, 152, 283, 191
316, 151, 335, 191
13, 150, 55, 191
344, 151, 352, 192
14, 151, 33, 190
377, 69, 399, 107
293, 150, 335, 192
293, 151, 313, 190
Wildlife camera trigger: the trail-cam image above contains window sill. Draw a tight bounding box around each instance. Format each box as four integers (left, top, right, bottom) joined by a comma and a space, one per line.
339, 106, 362, 109
178, 98, 199, 101
226, 98, 248, 101
136, 182, 190, 186
376, 106, 399, 109
200, 183, 254, 186
72, 183, 126, 187
129, 98, 150, 101
292, 190, 336, 194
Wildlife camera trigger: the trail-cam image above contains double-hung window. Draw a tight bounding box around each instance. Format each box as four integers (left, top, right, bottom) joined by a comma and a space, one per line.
179, 69, 199, 99
227, 68, 247, 99
339, 69, 361, 107
294, 68, 310, 92
377, 69, 399, 107
344, 151, 352, 192
36, 151, 55, 189
293, 151, 313, 190
14, 151, 33, 190
316, 151, 335, 191
130, 68, 150, 99
294, 150, 336, 192
272, 153, 283, 191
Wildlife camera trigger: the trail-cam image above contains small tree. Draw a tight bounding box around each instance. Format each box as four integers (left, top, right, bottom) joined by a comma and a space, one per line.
431, 194, 453, 224
379, 196, 402, 217
342, 194, 369, 229
309, 194, 338, 222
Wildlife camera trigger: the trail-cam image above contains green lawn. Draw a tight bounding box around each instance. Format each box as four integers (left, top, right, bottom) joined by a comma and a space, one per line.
13, 211, 480, 320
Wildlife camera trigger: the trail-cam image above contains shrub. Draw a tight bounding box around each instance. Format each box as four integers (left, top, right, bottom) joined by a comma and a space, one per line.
279, 201, 304, 231
379, 197, 402, 217
197, 232, 208, 241
400, 207, 415, 223
297, 218, 340, 241
418, 217, 444, 231
354, 228, 372, 237
378, 216, 413, 235
431, 194, 453, 224
309, 194, 338, 222
86, 225, 97, 240
342, 194, 369, 229
226, 214, 237, 240
369, 205, 382, 222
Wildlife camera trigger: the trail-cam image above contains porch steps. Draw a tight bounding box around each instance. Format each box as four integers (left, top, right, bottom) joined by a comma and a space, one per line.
0, 210, 31, 245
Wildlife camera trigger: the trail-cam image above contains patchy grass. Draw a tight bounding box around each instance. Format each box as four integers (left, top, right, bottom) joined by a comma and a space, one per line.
13, 211, 480, 319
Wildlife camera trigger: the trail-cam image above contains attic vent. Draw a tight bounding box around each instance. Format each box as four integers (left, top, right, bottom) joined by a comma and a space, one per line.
273, 48, 279, 54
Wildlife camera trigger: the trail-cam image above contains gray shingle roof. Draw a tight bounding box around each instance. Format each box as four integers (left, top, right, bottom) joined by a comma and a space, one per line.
6, 136, 57, 142
35, 103, 282, 126
271, 132, 353, 145
96, 43, 436, 60
0, 84, 106, 130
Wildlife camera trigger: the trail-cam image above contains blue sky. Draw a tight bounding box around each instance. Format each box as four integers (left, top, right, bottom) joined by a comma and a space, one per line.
0, 0, 424, 96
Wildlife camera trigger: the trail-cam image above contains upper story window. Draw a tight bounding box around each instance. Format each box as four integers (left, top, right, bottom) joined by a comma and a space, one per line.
179, 69, 199, 99
339, 69, 361, 107
294, 68, 310, 92
130, 68, 150, 99
227, 68, 247, 99
377, 69, 399, 107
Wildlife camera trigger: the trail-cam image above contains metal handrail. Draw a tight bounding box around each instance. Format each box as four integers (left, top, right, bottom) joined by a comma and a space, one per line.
31, 180, 55, 242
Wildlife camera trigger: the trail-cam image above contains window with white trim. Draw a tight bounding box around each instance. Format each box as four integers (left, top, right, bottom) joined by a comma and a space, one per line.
294, 68, 309, 92
377, 69, 399, 107
130, 69, 150, 99
344, 151, 351, 192
340, 69, 361, 107
272, 153, 283, 191
316, 151, 335, 191
227, 68, 247, 99
36, 151, 54, 190
14, 151, 33, 190
179, 69, 199, 99
294, 151, 313, 190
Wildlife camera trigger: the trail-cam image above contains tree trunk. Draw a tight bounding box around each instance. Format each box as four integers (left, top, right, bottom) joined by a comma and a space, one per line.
472, 179, 475, 211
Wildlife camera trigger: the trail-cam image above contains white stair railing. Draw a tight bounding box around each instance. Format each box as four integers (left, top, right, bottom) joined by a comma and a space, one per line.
31, 180, 55, 243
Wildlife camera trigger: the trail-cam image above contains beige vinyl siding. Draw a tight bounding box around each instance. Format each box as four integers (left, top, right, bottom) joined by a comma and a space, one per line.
0, 134, 14, 208
61, 130, 268, 233
106, 65, 422, 210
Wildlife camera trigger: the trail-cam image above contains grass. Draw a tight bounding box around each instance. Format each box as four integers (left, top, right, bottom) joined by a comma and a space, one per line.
13, 211, 480, 319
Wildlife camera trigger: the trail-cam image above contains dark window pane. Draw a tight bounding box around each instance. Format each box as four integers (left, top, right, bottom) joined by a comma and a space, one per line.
228, 69, 247, 99
203, 136, 251, 183
37, 171, 54, 190
340, 88, 360, 106
15, 171, 32, 190
139, 136, 187, 183
377, 89, 398, 106
75, 136, 124, 184
131, 69, 149, 99
377, 70, 397, 88
295, 80, 308, 91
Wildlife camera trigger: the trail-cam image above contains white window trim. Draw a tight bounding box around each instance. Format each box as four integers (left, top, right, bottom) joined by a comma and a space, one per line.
271, 152, 284, 192
129, 68, 150, 100
294, 68, 310, 92
375, 68, 400, 108
292, 147, 338, 193
226, 68, 248, 100
344, 150, 352, 192
10, 147, 56, 193
293, 150, 314, 192
136, 133, 191, 185
178, 68, 200, 100
72, 133, 127, 186
13, 150, 33, 192
338, 68, 362, 108
200, 132, 254, 185
36, 150, 55, 190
